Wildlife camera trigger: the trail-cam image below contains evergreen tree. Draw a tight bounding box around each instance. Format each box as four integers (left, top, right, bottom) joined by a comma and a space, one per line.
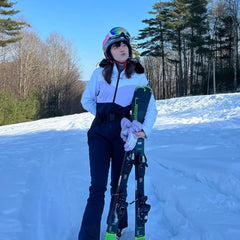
184, 0, 210, 94
209, 0, 239, 92
138, 1, 169, 99
0, 0, 26, 47
164, 0, 189, 96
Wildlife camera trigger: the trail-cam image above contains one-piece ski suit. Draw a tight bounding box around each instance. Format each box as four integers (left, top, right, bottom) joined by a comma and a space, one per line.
78, 63, 157, 240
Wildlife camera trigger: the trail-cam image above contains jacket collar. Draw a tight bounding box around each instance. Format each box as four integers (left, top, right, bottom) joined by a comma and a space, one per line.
112, 63, 125, 78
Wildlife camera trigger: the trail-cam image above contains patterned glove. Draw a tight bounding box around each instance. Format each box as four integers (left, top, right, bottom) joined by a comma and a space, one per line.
120, 118, 143, 151
120, 118, 132, 142
124, 131, 138, 151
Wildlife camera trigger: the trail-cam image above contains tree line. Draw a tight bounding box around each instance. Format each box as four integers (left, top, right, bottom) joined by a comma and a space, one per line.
137, 0, 240, 99
1, 0, 240, 125
0, 1, 85, 125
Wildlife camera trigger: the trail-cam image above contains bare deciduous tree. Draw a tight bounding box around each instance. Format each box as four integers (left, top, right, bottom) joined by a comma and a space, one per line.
0, 29, 85, 123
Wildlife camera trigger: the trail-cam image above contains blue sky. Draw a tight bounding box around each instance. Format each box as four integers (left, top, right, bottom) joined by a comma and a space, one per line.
16, 0, 157, 81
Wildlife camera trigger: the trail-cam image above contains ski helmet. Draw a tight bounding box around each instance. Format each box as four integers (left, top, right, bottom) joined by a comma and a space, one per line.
102, 27, 132, 60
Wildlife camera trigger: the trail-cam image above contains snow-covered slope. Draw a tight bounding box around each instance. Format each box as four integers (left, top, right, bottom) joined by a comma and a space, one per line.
0, 93, 240, 240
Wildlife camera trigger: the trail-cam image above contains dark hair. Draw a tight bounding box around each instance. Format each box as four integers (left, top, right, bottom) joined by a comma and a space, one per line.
99, 59, 144, 84
105, 41, 132, 61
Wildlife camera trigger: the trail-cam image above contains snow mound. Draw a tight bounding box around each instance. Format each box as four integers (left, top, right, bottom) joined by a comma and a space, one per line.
1, 93, 240, 240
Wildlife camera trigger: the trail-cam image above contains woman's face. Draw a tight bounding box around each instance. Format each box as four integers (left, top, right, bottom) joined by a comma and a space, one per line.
110, 42, 129, 62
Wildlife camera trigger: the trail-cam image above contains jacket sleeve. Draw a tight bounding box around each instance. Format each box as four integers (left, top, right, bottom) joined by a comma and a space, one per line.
81, 69, 100, 116
137, 74, 157, 138
142, 93, 158, 138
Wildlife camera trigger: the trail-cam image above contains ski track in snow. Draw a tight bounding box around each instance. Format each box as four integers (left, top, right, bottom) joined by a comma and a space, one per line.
0, 93, 240, 240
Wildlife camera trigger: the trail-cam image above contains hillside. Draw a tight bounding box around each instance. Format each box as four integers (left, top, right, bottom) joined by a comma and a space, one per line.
0, 93, 240, 240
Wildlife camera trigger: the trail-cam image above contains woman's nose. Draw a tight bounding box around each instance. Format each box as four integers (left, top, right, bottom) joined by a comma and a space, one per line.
119, 45, 125, 50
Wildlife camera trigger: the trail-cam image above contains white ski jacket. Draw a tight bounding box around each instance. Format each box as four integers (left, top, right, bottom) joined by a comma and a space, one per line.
81, 64, 157, 137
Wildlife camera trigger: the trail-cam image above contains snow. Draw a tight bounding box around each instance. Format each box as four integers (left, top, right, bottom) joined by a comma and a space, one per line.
0, 93, 240, 240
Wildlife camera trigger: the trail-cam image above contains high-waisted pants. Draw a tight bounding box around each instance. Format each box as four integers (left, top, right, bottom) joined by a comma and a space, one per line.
78, 118, 128, 240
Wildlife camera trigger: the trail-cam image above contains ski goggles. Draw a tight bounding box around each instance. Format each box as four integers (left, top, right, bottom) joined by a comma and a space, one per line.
103, 27, 131, 47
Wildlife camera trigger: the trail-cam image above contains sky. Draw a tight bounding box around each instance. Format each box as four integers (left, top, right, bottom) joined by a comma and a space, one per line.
16, 0, 158, 81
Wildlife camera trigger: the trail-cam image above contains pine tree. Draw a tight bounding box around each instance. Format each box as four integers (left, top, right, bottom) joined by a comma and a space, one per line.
163, 0, 190, 97
138, 1, 169, 99
184, 0, 209, 94
0, 0, 26, 47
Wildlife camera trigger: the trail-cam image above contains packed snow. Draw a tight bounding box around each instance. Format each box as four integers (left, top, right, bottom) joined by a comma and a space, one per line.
0, 93, 240, 240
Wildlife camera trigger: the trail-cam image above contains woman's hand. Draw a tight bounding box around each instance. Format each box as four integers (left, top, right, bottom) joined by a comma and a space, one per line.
134, 130, 146, 138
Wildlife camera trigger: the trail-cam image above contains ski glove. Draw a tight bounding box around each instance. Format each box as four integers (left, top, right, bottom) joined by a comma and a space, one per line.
120, 118, 142, 151
120, 118, 132, 141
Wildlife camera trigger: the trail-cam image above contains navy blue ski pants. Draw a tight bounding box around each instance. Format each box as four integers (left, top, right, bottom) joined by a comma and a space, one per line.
78, 118, 128, 240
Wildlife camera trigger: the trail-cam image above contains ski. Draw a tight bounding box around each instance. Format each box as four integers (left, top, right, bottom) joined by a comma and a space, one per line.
134, 148, 150, 240
132, 86, 151, 240
104, 86, 152, 240
104, 150, 134, 240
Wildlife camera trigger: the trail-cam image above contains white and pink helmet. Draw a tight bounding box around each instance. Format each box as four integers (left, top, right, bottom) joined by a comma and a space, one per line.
102, 27, 132, 60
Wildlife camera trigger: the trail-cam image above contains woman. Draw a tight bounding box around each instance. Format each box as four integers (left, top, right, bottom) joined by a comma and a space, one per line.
78, 27, 157, 240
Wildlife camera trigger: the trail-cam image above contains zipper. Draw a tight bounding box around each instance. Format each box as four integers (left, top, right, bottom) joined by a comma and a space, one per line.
112, 71, 121, 103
